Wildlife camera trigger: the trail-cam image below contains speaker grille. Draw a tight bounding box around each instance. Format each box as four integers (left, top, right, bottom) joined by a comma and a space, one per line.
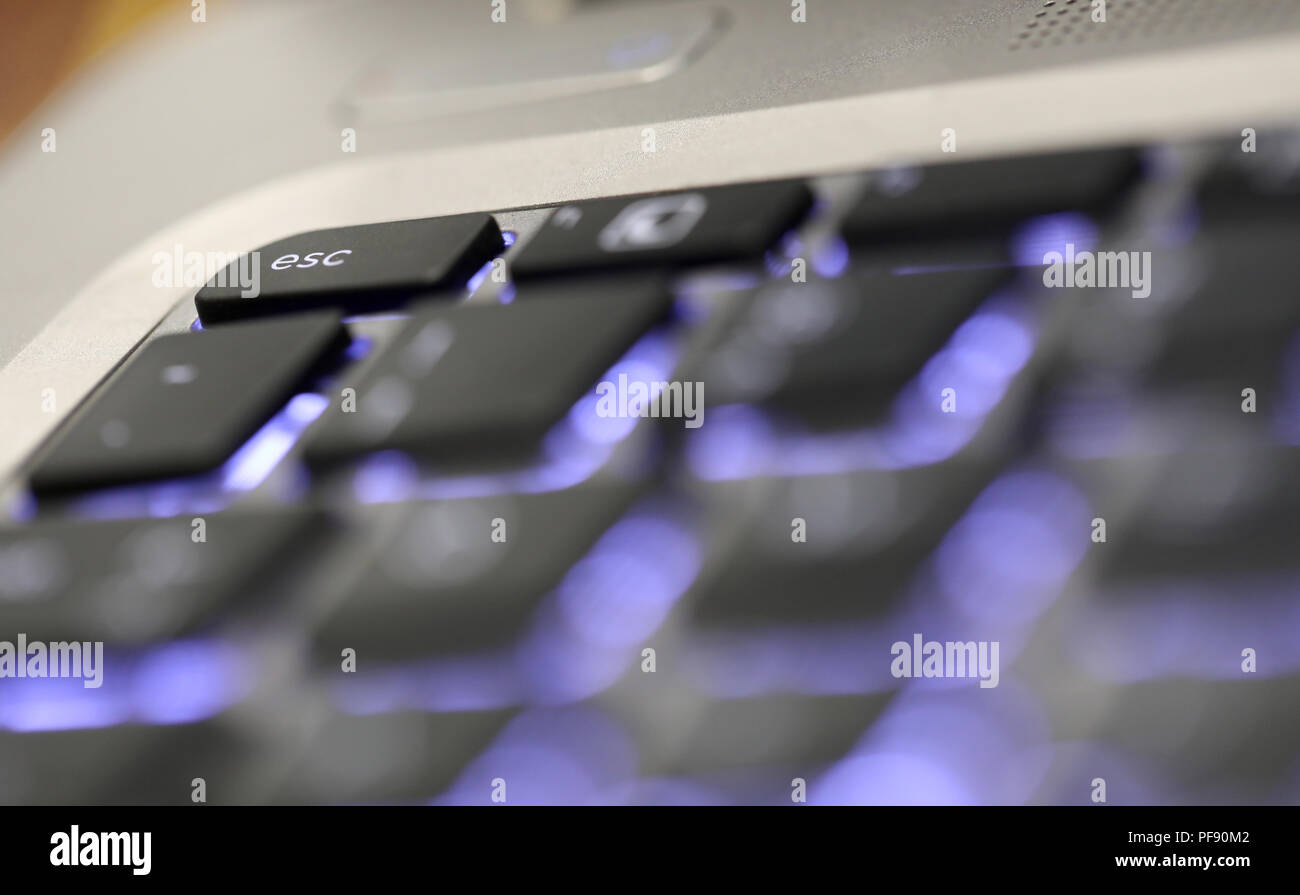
1009, 0, 1300, 51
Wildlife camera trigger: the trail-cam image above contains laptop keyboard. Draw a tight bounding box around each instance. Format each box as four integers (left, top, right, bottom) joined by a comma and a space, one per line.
3, 134, 1299, 805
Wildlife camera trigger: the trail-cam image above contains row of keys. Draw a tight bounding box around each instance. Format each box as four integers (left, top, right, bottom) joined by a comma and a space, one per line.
194, 181, 812, 325
24, 265, 1012, 496
191, 145, 1147, 327
25, 276, 670, 495
8, 669, 1298, 803
23, 142, 1246, 500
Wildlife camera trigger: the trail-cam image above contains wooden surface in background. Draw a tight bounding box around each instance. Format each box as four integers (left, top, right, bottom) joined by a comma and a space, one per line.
0, 0, 172, 145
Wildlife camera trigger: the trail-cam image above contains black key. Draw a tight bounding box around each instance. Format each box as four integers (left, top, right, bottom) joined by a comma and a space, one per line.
0, 510, 316, 645
1036, 676, 1300, 804
28, 312, 349, 495
509, 181, 813, 278
304, 276, 671, 467
843, 147, 1141, 247
689, 466, 986, 630
698, 268, 1006, 426
0, 717, 266, 805
1197, 132, 1300, 222
643, 693, 892, 777
1098, 448, 1300, 588
1145, 227, 1300, 385
273, 709, 513, 804
311, 485, 636, 665
195, 214, 504, 324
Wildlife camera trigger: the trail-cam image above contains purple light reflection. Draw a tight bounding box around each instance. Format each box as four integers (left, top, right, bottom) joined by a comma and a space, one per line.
688, 298, 1037, 481
0, 639, 247, 732
763, 231, 805, 278
332, 652, 524, 715
131, 639, 247, 724
352, 329, 679, 504
465, 259, 495, 296
466, 233, 515, 298
834, 681, 1052, 805
330, 507, 701, 714
813, 753, 975, 805
1070, 575, 1300, 682
1011, 212, 1099, 268
595, 778, 728, 806
552, 514, 701, 649
933, 469, 1091, 628
222, 393, 328, 491
67, 392, 328, 521
812, 235, 850, 278
6, 490, 37, 522
520, 509, 702, 703
434, 707, 637, 805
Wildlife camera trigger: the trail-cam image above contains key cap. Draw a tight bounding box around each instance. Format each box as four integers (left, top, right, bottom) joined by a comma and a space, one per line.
1197, 132, 1300, 222
1145, 226, 1300, 386
644, 693, 893, 777
273, 709, 514, 804
311, 485, 636, 665
304, 276, 671, 467
689, 466, 986, 630
0, 637, 288, 804
842, 147, 1140, 247
1041, 675, 1300, 804
0, 717, 263, 805
0, 510, 317, 645
698, 268, 1007, 426
508, 181, 813, 278
1098, 449, 1300, 586
27, 312, 349, 495
1056, 447, 1300, 686
195, 214, 504, 324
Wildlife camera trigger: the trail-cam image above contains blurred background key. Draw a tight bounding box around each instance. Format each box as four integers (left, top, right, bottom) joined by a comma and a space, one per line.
310, 485, 638, 666
842, 147, 1141, 250
272, 708, 514, 805
698, 269, 1007, 427
687, 465, 988, 630
0, 510, 317, 646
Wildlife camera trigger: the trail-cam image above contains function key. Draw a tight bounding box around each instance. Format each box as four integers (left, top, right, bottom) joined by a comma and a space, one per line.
195, 214, 504, 324
1197, 131, 1300, 221
509, 181, 813, 278
842, 147, 1141, 248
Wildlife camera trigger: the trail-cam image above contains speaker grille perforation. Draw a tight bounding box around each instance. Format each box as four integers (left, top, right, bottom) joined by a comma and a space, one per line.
1009, 0, 1300, 51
